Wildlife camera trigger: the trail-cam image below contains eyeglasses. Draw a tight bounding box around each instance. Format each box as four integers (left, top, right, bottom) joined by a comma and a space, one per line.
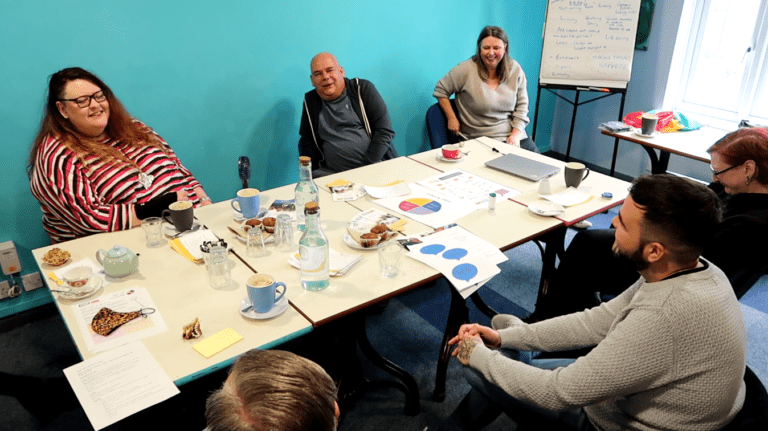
58, 90, 106, 108
710, 163, 741, 177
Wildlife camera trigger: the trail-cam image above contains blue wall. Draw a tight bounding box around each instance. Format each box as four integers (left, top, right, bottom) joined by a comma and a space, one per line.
0, 1, 549, 315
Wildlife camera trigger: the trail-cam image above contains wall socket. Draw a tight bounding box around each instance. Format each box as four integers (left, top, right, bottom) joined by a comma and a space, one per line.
0, 280, 10, 300
22, 272, 44, 292
0, 241, 22, 275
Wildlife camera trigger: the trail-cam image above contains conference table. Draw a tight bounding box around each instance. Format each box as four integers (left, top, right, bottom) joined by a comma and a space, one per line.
32, 137, 630, 417
601, 125, 728, 174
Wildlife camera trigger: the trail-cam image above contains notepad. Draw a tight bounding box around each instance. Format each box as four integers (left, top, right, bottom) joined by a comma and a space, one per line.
193, 328, 243, 359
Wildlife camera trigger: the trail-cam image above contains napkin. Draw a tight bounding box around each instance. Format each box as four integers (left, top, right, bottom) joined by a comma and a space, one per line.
287, 247, 362, 277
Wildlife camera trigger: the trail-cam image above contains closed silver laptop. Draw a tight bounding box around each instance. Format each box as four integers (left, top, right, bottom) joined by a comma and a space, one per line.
484, 153, 560, 181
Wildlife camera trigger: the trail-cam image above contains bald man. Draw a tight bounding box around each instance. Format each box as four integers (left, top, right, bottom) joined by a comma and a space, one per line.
298, 52, 396, 177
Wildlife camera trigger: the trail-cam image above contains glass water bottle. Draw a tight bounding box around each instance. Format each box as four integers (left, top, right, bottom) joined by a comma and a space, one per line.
298, 201, 330, 291
294, 156, 318, 232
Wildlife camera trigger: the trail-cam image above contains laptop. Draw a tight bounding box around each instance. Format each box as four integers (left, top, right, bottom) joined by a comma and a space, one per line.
484, 153, 561, 181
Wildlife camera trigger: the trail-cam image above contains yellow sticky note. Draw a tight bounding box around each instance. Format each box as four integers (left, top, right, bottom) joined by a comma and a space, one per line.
326, 179, 351, 188
193, 328, 243, 359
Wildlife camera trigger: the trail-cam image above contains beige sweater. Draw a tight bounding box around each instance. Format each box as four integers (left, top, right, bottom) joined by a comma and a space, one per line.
470, 260, 746, 430
433, 59, 529, 142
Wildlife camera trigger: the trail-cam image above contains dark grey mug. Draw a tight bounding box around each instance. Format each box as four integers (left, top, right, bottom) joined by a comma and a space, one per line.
161, 201, 193, 232
564, 162, 590, 188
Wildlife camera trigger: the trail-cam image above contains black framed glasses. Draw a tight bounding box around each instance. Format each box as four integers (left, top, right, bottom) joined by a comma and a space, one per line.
710, 163, 741, 177
58, 90, 106, 108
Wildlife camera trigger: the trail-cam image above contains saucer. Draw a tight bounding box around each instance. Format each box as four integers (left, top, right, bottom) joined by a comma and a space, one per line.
436, 154, 465, 163
164, 219, 202, 236
239, 295, 289, 320
233, 207, 268, 222
528, 200, 565, 217
57, 277, 103, 300
343, 233, 376, 251
633, 128, 657, 138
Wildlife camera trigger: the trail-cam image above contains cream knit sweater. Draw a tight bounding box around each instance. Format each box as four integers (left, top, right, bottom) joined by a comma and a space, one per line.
470, 260, 746, 430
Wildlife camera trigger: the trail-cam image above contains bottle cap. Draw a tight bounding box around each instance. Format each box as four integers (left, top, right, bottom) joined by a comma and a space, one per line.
305, 201, 319, 211
299, 156, 311, 164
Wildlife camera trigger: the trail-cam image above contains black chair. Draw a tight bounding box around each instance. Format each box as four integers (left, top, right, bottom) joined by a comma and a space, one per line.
426, 101, 460, 149
730, 263, 768, 299
238, 156, 250, 189
722, 365, 768, 430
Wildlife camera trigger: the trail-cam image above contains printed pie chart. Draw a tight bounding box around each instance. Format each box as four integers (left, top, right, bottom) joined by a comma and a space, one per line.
399, 198, 442, 215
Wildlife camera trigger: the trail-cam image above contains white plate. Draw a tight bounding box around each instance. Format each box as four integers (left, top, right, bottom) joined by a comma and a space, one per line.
343, 233, 377, 251
57, 277, 103, 300
633, 128, 657, 138
164, 219, 202, 236
233, 207, 268, 222
436, 154, 465, 163
528, 200, 565, 217
239, 294, 289, 320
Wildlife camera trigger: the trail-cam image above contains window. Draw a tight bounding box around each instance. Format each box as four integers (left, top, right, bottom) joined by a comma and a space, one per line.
669, 0, 768, 126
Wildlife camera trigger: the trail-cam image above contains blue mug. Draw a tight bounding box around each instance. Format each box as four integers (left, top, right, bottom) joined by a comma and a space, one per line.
231, 188, 260, 219
246, 274, 287, 314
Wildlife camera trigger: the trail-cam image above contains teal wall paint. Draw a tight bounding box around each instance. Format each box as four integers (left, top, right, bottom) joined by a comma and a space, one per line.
0, 1, 549, 314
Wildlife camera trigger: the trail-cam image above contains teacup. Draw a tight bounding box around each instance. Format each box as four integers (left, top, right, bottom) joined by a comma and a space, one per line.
442, 144, 461, 159
162, 201, 194, 232
564, 162, 590, 188
63, 267, 92, 292
231, 188, 261, 219
246, 274, 287, 314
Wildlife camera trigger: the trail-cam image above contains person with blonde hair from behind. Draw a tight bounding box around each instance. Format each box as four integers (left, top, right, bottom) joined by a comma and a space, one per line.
205, 349, 339, 431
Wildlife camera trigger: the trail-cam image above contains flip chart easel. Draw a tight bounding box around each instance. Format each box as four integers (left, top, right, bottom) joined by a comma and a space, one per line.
532, 0, 641, 175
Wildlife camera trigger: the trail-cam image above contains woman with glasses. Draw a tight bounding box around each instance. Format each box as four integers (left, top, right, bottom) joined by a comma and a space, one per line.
528, 127, 768, 322
28, 67, 212, 243
433, 26, 538, 152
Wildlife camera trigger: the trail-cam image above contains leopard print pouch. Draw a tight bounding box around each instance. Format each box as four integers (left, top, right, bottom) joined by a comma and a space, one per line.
90, 307, 151, 336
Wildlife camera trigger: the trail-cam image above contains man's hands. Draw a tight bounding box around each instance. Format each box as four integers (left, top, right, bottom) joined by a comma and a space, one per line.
448, 323, 501, 366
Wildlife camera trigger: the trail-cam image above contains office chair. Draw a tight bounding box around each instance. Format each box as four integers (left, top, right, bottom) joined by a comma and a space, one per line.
426, 101, 460, 149
722, 365, 768, 430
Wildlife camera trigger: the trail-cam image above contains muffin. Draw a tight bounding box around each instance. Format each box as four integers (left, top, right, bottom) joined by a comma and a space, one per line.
370, 224, 388, 235
242, 218, 262, 232
360, 233, 380, 248
262, 217, 277, 234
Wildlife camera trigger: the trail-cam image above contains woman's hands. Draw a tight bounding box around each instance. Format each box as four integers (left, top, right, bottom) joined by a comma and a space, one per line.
448, 323, 501, 365
506, 128, 522, 147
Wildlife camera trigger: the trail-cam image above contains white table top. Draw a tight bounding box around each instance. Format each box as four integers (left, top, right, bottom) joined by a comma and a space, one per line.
600, 125, 730, 163
408, 137, 629, 225
195, 183, 441, 326
32, 225, 312, 385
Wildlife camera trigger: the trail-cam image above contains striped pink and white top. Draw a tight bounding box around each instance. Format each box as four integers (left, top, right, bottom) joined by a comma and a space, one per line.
30, 123, 203, 244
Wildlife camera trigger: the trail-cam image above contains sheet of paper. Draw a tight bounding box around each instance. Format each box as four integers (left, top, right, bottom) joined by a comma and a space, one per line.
406, 228, 502, 292
364, 182, 412, 199
331, 184, 367, 201
412, 225, 508, 265
374, 183, 476, 228
178, 228, 221, 259
64, 342, 179, 431
417, 169, 521, 210
72, 287, 168, 354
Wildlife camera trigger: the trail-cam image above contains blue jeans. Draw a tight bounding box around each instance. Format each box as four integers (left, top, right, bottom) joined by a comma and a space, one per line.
441, 350, 595, 431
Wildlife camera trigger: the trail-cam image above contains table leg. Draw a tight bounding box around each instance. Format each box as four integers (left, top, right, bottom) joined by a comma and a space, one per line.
355, 313, 421, 415
337, 310, 421, 415
433, 284, 471, 401
534, 227, 567, 315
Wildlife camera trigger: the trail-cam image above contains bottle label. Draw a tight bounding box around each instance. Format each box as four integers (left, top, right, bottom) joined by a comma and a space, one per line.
299, 245, 327, 273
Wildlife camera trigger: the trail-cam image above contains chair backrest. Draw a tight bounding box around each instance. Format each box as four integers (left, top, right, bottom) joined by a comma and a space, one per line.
426, 100, 460, 149
730, 263, 768, 299
722, 365, 768, 430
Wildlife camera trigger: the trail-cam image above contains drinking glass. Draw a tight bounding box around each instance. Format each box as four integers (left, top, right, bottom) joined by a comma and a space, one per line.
208, 246, 234, 289
274, 214, 294, 252
378, 241, 403, 278
142, 217, 164, 248
246, 227, 268, 257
